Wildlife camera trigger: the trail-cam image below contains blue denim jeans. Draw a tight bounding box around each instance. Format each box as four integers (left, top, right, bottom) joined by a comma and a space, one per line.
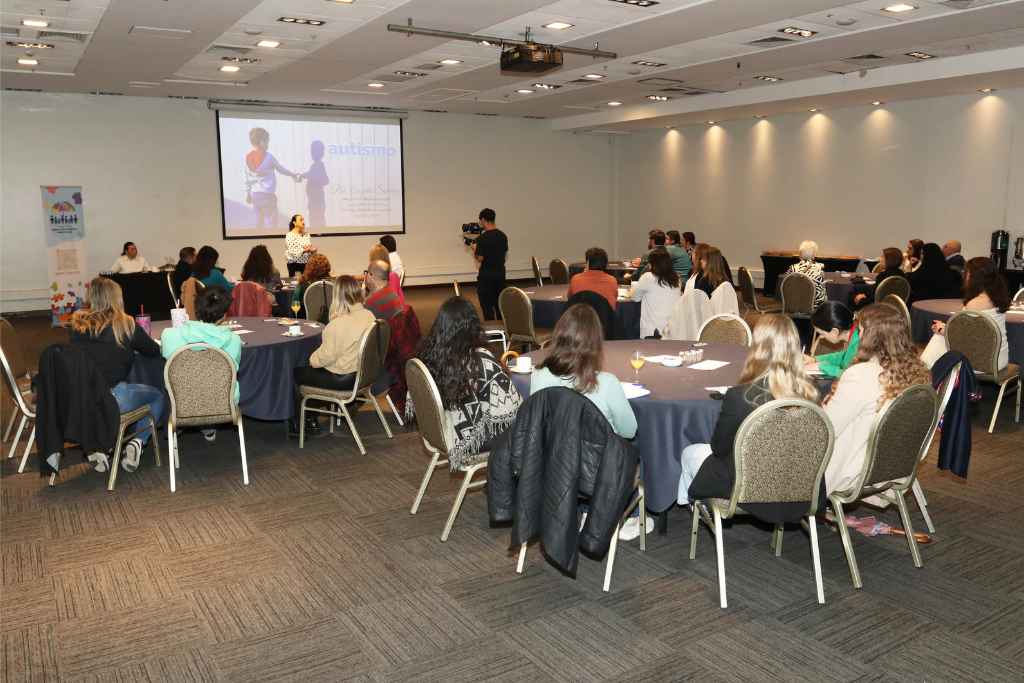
111, 382, 166, 445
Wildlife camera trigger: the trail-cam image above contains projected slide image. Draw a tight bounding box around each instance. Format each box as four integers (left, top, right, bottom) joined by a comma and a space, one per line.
218, 113, 404, 238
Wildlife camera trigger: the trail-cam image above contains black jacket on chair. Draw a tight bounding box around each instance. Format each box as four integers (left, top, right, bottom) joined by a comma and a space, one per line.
566, 290, 617, 340
932, 351, 977, 478
487, 387, 638, 575
35, 344, 119, 475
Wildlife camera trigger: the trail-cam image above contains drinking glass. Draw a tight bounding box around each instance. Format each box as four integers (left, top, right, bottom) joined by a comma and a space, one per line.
290, 301, 301, 319
630, 350, 645, 380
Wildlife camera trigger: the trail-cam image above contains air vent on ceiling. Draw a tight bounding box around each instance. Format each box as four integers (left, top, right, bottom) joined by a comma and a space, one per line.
129, 25, 192, 39
94, 91, 124, 96
523, 115, 546, 119
409, 88, 476, 102
208, 44, 252, 55
374, 74, 413, 83
4, 87, 43, 92
567, 78, 600, 84
563, 104, 600, 111
414, 63, 443, 71
166, 95, 203, 100
659, 87, 716, 95
422, 108, 448, 113
848, 53, 887, 60
475, 112, 499, 116
637, 77, 685, 86
747, 36, 794, 46
38, 29, 89, 43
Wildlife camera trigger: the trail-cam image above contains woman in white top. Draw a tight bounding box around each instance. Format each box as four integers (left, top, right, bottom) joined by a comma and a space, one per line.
683, 243, 708, 295
110, 242, 153, 273
824, 304, 931, 494
284, 214, 316, 277
926, 256, 1011, 370
784, 240, 827, 308
629, 247, 682, 338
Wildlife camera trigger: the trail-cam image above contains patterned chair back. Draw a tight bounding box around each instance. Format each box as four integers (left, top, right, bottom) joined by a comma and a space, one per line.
852, 384, 938, 496
499, 287, 536, 343
945, 311, 1001, 378
452, 281, 461, 298
180, 278, 203, 320
164, 344, 238, 427
531, 257, 544, 287
780, 273, 816, 315
726, 399, 834, 518
698, 314, 752, 346
736, 267, 758, 309
548, 259, 570, 285
228, 281, 272, 317
871, 262, 884, 274
881, 294, 911, 331
1013, 287, 1024, 305
303, 280, 334, 323
405, 358, 451, 457
875, 275, 911, 303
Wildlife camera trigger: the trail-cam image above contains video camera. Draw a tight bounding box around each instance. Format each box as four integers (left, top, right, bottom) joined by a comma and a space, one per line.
461, 222, 482, 246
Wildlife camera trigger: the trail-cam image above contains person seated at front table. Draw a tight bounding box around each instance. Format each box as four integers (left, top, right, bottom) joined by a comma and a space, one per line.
903, 238, 924, 273
942, 240, 966, 273
290, 275, 375, 435
568, 247, 618, 310
193, 245, 234, 293
824, 304, 930, 494
290, 253, 332, 316
172, 246, 196, 299
807, 301, 857, 379
630, 248, 681, 339
69, 277, 164, 473
853, 247, 905, 308
684, 243, 709, 294
784, 240, 827, 307
407, 297, 522, 468
679, 314, 821, 521
923, 256, 1010, 371
241, 244, 282, 292
694, 247, 731, 298
380, 235, 404, 282
907, 242, 962, 303
110, 241, 154, 274
632, 229, 666, 274
363, 260, 402, 321
369, 244, 405, 307
160, 286, 241, 442
665, 230, 693, 281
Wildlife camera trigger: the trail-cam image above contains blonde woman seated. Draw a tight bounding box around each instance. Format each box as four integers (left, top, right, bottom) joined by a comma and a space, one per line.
679, 314, 821, 522
921, 256, 1010, 370
824, 304, 930, 494
785, 240, 827, 308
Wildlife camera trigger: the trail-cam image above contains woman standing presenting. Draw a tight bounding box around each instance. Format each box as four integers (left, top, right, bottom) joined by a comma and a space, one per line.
284, 214, 316, 277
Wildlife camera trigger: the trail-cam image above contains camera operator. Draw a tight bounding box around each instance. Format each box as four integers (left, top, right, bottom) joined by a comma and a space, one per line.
473, 208, 507, 320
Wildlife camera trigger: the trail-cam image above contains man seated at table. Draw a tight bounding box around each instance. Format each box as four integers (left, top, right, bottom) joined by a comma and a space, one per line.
364, 260, 402, 321
942, 240, 966, 273
568, 247, 619, 310
172, 246, 196, 299
631, 229, 666, 273
160, 286, 241, 442
110, 242, 155, 273
665, 230, 693, 281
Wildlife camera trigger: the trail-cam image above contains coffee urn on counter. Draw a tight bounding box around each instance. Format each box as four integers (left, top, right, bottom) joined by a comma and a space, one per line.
991, 229, 1009, 271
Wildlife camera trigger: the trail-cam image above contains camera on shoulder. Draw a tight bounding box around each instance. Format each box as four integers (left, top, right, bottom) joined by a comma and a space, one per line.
461, 222, 482, 246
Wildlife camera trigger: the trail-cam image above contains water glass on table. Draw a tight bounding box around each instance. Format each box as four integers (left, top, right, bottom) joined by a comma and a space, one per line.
630, 350, 645, 379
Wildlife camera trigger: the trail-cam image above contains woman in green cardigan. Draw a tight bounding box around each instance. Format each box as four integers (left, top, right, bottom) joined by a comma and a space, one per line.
808, 302, 859, 378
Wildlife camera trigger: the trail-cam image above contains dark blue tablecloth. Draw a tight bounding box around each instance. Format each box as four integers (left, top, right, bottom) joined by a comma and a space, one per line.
528, 285, 641, 339
911, 299, 1024, 365
823, 272, 874, 306
761, 255, 863, 296
129, 317, 322, 421
510, 340, 748, 512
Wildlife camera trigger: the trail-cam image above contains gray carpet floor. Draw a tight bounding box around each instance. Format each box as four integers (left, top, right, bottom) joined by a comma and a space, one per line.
2, 296, 1023, 681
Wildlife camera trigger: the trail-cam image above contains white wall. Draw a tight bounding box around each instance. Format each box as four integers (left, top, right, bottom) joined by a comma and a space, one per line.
613, 87, 1024, 274
1, 92, 614, 311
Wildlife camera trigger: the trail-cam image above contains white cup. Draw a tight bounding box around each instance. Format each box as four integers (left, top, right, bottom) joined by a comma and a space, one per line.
288, 324, 301, 336
170, 308, 189, 328
515, 355, 533, 372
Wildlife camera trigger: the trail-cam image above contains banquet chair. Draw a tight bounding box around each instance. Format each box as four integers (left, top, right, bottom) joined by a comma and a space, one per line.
303, 280, 333, 323
165, 272, 178, 306
164, 344, 247, 493
881, 294, 912, 331
406, 358, 488, 541
736, 267, 779, 315
871, 262, 885, 274
452, 281, 461, 297
665, 289, 710, 341
400, 270, 406, 287
698, 314, 752, 346
452, 281, 508, 352
689, 399, 833, 608
779, 273, 816, 320
945, 311, 1021, 433
499, 287, 550, 351
1, 318, 32, 445
531, 257, 544, 288
103, 405, 161, 491
298, 320, 393, 454
228, 281, 272, 317
548, 259, 570, 285
829, 384, 939, 588
1013, 287, 1024, 304
874, 275, 911, 304
1, 345, 35, 470
906, 362, 960, 533
179, 277, 204, 320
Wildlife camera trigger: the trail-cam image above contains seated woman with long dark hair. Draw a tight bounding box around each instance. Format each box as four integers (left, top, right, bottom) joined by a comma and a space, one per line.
240, 244, 282, 291
853, 247, 905, 308
907, 242, 961, 303
193, 245, 234, 293
629, 248, 681, 339
408, 297, 522, 468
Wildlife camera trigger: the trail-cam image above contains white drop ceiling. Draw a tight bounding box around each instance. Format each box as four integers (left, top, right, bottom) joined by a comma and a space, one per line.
3, 0, 1024, 129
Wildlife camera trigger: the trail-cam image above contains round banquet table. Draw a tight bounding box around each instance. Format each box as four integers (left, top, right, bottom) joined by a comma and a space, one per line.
510, 339, 748, 512
527, 284, 642, 339
128, 316, 323, 420
568, 261, 636, 284
911, 299, 1024, 365
822, 271, 874, 306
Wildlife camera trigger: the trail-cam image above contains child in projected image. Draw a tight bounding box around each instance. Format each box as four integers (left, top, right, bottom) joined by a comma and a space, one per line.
304, 140, 329, 229
244, 127, 302, 229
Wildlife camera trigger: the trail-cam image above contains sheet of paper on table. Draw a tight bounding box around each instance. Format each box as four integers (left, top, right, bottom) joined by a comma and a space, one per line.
643, 355, 678, 364
705, 386, 732, 393
688, 360, 730, 371
620, 382, 651, 399
235, 330, 253, 335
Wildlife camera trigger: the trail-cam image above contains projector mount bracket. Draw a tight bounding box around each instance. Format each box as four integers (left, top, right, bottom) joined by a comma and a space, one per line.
386, 19, 617, 60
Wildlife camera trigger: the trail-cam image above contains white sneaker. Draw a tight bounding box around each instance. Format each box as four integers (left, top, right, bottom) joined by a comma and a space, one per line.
86, 452, 109, 473
121, 438, 142, 472
618, 516, 655, 541
201, 428, 217, 442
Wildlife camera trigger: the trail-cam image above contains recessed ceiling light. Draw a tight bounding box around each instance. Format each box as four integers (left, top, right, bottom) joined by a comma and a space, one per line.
978, 87, 995, 94
532, 83, 560, 90
543, 22, 574, 30
220, 65, 240, 73
809, 107, 819, 112
607, 101, 623, 106
780, 26, 817, 38
328, 0, 354, 3
395, 70, 427, 78
753, 75, 782, 82
278, 16, 325, 26
516, 89, 534, 94
754, 114, 766, 119
646, 95, 670, 101
632, 59, 667, 68
367, 82, 385, 88
22, 18, 49, 28
479, 40, 494, 47
8, 41, 53, 49
905, 51, 934, 60
256, 39, 280, 48
882, 3, 917, 13
871, 100, 883, 106
707, 121, 716, 125
18, 57, 39, 66
439, 59, 462, 65
583, 74, 605, 80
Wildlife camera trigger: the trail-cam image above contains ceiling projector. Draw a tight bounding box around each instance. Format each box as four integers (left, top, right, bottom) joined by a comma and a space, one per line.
500, 45, 563, 73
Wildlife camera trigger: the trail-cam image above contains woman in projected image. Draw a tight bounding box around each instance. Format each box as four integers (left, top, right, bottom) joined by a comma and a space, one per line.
304, 139, 330, 229
244, 126, 302, 229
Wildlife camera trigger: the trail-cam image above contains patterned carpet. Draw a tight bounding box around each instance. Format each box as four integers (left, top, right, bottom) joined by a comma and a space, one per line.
2, 292, 1023, 681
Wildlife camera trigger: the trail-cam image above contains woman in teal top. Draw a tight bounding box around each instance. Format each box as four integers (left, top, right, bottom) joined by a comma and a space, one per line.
529, 304, 637, 438
193, 245, 234, 293
809, 301, 859, 379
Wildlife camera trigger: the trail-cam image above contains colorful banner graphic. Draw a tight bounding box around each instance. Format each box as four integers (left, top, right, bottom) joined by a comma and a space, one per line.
41, 185, 88, 326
